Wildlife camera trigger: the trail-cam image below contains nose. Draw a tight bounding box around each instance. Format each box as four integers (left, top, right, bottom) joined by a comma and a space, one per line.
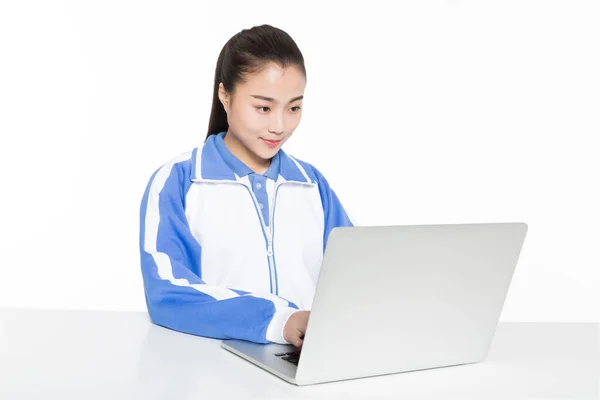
269, 114, 284, 135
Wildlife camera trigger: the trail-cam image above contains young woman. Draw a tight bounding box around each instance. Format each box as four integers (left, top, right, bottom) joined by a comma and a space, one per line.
139, 24, 354, 349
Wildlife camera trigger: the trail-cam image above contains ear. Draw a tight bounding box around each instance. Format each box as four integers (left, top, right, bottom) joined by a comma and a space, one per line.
218, 82, 230, 113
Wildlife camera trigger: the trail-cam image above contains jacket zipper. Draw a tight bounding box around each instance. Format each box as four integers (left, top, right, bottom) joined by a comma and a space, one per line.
247, 181, 289, 296
269, 183, 284, 295
243, 183, 278, 294
264, 181, 308, 295
194, 177, 310, 295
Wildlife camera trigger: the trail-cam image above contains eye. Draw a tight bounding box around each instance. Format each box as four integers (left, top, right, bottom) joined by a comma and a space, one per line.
291, 106, 302, 112
256, 106, 270, 113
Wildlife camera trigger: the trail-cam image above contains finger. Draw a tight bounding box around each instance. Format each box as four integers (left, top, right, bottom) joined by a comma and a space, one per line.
291, 333, 303, 348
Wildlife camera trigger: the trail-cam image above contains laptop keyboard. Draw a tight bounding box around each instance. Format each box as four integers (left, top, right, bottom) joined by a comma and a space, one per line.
274, 350, 301, 366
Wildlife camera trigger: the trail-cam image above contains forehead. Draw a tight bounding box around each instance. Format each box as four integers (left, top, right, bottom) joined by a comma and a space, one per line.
238, 62, 305, 95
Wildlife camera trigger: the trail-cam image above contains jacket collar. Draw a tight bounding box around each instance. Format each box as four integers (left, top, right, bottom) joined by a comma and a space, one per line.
191, 130, 315, 185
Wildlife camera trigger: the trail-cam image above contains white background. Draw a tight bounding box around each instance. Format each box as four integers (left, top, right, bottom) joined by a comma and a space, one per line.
0, 1, 598, 322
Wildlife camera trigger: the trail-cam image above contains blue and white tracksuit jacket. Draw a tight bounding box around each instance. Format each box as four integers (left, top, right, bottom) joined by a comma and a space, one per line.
139, 130, 354, 344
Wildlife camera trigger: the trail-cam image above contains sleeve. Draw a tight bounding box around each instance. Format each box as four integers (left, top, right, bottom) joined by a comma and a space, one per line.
139, 161, 300, 344
310, 165, 355, 251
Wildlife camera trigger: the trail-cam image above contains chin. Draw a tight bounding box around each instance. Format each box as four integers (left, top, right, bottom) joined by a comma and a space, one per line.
256, 148, 279, 160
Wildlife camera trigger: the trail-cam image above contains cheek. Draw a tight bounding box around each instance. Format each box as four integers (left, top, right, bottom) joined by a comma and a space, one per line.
237, 106, 265, 129
288, 115, 301, 129
229, 109, 261, 140
283, 117, 301, 134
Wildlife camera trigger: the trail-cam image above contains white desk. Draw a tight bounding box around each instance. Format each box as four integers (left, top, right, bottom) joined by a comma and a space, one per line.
0, 308, 598, 399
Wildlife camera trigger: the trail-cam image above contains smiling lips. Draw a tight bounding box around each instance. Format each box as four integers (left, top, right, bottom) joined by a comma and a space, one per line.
261, 138, 281, 148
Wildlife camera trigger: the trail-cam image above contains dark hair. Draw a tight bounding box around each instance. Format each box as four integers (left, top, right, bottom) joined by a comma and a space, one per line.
205, 24, 307, 141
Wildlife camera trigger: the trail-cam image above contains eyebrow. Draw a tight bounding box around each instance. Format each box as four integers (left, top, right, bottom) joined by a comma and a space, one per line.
250, 94, 304, 104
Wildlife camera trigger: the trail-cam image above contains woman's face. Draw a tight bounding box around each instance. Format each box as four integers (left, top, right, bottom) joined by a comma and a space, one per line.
218, 62, 305, 172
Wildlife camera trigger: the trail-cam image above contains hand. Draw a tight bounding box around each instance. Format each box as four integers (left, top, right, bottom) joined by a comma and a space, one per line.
283, 310, 310, 348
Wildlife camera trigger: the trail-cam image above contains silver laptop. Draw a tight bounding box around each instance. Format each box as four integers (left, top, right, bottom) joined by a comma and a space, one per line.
221, 222, 528, 386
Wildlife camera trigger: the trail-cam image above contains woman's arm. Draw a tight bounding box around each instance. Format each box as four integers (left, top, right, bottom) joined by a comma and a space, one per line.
310, 165, 355, 250
139, 161, 298, 344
